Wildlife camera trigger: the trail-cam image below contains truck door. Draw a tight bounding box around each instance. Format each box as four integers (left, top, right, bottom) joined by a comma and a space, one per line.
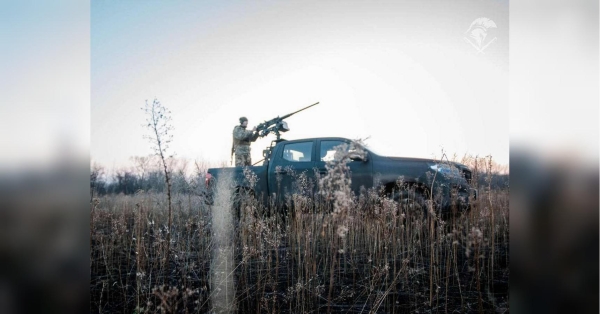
268, 140, 317, 203
315, 139, 373, 196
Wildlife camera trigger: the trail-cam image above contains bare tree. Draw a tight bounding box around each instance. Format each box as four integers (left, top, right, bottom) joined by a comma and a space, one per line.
130, 155, 152, 191
90, 163, 105, 202
142, 98, 175, 271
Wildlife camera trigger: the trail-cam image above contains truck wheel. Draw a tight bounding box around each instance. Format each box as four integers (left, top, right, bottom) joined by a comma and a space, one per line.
233, 188, 254, 223
393, 189, 429, 218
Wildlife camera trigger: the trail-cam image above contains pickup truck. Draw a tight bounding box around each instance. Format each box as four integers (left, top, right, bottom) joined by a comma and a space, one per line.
206, 137, 477, 216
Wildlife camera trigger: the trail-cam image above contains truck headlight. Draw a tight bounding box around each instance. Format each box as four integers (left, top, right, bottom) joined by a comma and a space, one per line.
429, 163, 462, 179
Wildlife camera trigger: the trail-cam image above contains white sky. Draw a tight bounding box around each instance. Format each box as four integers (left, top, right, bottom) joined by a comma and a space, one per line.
91, 1, 508, 170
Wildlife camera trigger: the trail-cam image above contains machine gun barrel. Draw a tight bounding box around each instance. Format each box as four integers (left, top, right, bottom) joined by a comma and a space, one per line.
279, 102, 319, 120
255, 102, 319, 140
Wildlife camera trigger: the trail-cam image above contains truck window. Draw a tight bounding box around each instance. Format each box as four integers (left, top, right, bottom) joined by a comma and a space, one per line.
282, 142, 313, 162
320, 140, 349, 161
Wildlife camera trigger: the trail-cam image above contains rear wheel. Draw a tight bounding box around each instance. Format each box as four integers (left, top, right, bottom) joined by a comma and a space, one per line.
233, 187, 254, 223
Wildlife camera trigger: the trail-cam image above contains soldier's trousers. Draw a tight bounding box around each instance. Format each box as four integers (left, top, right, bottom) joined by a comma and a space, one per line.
235, 153, 251, 167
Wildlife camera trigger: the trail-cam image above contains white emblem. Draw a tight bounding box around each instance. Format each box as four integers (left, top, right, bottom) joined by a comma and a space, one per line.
464, 17, 497, 54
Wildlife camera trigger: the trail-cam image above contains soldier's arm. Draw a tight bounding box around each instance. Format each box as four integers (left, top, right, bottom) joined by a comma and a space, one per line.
242, 129, 256, 141
234, 127, 256, 141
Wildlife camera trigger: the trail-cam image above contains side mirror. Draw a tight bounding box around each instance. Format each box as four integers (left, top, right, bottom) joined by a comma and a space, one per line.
348, 151, 368, 162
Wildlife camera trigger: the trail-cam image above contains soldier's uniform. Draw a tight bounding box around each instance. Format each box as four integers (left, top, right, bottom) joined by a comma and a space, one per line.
233, 118, 259, 166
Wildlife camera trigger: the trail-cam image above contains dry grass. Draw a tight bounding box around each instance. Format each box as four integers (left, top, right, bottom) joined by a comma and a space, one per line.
90, 156, 509, 313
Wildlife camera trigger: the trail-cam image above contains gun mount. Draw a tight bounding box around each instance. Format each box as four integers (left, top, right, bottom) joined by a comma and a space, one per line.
255, 102, 319, 141
249, 102, 319, 166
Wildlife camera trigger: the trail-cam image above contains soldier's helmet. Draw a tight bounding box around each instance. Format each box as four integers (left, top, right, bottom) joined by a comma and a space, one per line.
239, 116, 248, 124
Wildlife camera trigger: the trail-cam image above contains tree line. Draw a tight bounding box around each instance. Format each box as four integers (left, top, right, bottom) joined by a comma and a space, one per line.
90, 158, 508, 198
90, 157, 211, 198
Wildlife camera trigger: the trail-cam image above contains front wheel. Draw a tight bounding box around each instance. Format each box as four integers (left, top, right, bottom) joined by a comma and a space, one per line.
392, 188, 433, 218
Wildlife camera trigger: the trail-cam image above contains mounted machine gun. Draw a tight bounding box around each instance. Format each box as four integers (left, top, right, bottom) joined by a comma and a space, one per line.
254, 102, 319, 164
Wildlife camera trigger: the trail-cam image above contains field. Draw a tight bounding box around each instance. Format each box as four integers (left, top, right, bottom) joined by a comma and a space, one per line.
90, 166, 509, 313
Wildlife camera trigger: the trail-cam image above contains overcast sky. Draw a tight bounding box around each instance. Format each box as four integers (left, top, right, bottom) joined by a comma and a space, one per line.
91, 0, 508, 169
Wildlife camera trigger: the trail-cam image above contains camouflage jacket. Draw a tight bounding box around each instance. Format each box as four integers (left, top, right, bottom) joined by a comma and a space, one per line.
232, 125, 258, 153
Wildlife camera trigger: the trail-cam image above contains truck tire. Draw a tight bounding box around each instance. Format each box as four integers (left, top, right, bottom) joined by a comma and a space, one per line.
233, 187, 254, 223
392, 188, 430, 218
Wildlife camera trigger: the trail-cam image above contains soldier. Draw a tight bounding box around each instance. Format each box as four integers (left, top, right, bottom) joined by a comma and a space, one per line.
232, 116, 260, 166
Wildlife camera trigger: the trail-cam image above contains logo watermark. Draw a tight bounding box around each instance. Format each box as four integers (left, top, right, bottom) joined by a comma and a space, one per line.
464, 17, 497, 54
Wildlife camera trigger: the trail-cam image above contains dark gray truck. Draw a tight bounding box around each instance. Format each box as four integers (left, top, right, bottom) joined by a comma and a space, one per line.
206, 137, 477, 215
